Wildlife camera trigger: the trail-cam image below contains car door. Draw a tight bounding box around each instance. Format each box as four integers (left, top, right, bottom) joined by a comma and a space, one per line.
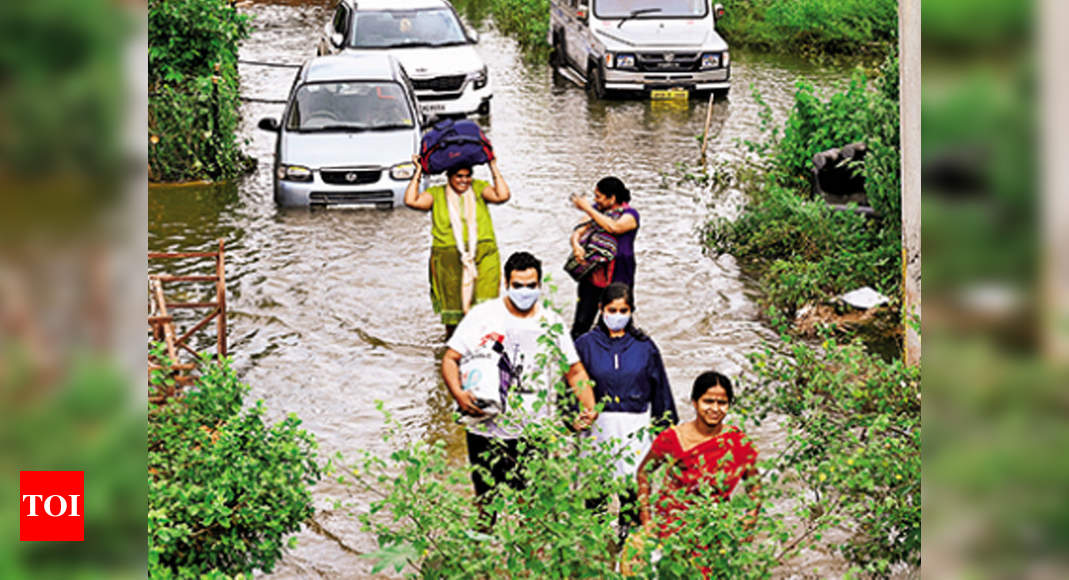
567, 0, 590, 71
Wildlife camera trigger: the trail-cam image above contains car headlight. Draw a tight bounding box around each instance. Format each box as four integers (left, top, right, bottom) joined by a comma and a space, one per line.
278, 164, 313, 182
701, 53, 721, 69
615, 53, 636, 69
469, 66, 488, 90
604, 52, 614, 69
390, 162, 417, 181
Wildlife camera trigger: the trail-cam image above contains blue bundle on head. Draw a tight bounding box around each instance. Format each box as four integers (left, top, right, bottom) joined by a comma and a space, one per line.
419, 119, 494, 174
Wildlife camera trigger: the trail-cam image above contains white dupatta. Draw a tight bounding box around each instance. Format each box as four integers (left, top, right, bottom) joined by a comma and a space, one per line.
445, 182, 479, 313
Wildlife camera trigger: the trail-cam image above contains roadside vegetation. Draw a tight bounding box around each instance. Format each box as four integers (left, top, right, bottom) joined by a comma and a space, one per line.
453, 0, 551, 56
717, 0, 898, 57
148, 354, 320, 578
702, 50, 901, 324
339, 294, 919, 577
148, 0, 252, 183
699, 45, 917, 576
453, 0, 896, 60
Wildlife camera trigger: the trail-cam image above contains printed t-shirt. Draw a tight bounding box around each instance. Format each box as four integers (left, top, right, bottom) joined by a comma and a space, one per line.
447, 297, 580, 439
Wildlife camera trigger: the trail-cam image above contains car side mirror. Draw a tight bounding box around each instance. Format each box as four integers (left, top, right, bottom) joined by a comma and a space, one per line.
330, 32, 344, 48
714, 3, 725, 19
577, 4, 589, 22
467, 28, 480, 44
258, 117, 280, 132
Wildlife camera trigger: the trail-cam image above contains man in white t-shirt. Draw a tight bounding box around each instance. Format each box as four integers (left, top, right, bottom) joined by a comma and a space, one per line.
442, 251, 597, 506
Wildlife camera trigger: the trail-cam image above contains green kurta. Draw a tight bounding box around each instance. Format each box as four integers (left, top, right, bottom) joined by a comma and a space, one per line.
427, 180, 501, 325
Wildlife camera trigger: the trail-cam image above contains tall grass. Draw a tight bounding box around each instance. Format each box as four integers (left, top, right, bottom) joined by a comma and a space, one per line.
453, 0, 896, 58
718, 0, 898, 56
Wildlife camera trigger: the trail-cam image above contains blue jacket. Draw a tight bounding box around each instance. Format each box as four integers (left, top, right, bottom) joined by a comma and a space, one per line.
575, 324, 678, 430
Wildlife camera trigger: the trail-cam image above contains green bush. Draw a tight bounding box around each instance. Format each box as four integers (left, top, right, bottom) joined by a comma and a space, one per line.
148, 356, 320, 578
342, 313, 919, 577
148, 0, 250, 182
704, 51, 901, 316
452, 0, 551, 56
718, 0, 897, 56
704, 186, 898, 316
346, 402, 782, 578
744, 329, 921, 575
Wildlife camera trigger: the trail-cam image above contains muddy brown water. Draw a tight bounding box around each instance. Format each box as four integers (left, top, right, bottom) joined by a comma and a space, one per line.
148, 1, 890, 577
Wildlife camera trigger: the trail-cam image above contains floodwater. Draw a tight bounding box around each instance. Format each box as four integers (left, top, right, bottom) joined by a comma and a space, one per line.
148, 1, 878, 577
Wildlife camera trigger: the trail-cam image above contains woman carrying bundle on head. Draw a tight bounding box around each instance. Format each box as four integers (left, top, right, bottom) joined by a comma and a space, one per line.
404, 144, 510, 338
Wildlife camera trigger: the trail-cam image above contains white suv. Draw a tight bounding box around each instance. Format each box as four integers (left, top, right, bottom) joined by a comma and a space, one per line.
319, 0, 492, 118
549, 0, 731, 98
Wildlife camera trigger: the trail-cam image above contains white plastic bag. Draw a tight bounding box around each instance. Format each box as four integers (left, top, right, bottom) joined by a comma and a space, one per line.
458, 341, 505, 424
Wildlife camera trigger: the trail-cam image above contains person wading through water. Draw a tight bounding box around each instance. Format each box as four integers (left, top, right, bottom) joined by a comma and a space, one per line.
569, 176, 639, 340
441, 251, 598, 528
405, 156, 510, 338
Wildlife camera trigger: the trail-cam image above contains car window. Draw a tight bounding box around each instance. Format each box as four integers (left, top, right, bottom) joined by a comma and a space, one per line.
286, 82, 415, 131
350, 8, 467, 49
594, 0, 707, 18
332, 5, 349, 35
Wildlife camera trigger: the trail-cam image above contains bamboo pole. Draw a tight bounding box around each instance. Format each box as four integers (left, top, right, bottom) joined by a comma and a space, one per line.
699, 93, 715, 166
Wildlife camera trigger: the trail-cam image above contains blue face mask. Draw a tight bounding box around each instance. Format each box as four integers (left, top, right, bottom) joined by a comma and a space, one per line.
507, 286, 541, 311
603, 312, 630, 332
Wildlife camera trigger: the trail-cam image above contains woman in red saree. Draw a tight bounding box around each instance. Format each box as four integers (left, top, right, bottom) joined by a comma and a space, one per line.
634, 371, 759, 575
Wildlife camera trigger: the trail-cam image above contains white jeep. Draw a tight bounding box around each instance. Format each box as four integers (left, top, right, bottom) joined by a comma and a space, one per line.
548, 0, 730, 98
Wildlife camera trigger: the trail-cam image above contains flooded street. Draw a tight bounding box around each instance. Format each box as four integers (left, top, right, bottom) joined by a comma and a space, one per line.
148, 1, 861, 576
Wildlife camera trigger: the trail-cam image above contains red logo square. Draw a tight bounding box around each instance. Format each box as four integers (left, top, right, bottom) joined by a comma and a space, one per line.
20, 471, 84, 541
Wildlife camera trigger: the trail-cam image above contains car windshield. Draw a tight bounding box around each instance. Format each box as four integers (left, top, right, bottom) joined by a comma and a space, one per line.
350, 9, 468, 49
594, 0, 708, 19
286, 82, 414, 131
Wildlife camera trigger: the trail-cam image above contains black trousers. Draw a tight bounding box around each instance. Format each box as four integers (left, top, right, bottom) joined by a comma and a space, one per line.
571, 278, 604, 341
466, 431, 528, 498
585, 486, 641, 529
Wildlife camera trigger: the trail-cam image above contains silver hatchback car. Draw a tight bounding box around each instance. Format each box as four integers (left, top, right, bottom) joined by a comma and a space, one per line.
258, 54, 423, 208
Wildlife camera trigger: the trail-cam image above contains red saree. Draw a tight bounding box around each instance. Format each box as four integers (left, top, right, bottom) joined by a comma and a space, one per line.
647, 426, 757, 534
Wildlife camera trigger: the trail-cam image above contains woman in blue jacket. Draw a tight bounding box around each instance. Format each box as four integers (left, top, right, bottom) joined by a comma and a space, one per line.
575, 282, 678, 537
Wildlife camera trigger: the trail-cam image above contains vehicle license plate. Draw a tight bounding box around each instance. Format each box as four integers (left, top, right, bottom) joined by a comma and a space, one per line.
422, 103, 447, 113
650, 99, 689, 113
650, 88, 689, 101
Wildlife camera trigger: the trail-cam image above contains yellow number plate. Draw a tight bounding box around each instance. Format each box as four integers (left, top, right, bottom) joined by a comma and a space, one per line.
650, 88, 689, 100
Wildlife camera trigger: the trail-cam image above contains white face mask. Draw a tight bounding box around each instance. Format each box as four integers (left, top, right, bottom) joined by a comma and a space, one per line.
603, 312, 630, 331
507, 286, 540, 311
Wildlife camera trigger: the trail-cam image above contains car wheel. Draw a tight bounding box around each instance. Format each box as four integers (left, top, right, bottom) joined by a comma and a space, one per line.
586, 62, 606, 99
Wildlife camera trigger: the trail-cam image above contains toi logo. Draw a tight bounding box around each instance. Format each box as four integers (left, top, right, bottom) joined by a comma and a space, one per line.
20, 471, 84, 541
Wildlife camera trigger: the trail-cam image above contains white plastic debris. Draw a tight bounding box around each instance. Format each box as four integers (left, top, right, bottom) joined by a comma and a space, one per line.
838, 286, 890, 310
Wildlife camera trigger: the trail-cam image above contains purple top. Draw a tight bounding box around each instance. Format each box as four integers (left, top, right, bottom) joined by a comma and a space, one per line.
612, 205, 640, 287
